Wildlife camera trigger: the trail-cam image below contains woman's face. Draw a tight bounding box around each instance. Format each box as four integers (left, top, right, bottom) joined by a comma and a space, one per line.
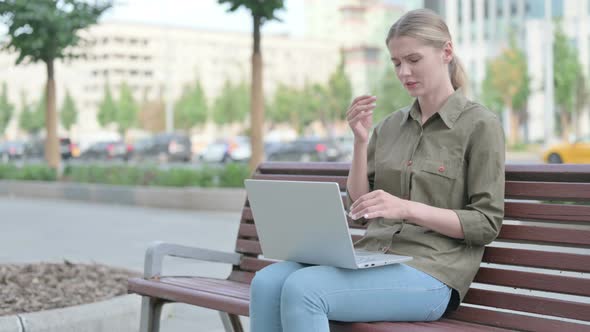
387, 36, 452, 98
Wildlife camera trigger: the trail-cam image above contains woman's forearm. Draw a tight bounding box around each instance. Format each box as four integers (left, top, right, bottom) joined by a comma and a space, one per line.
347, 140, 370, 202
405, 201, 465, 239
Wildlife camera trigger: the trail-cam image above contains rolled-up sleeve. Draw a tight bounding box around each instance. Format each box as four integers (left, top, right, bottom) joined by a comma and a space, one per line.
346, 127, 378, 225
454, 116, 505, 247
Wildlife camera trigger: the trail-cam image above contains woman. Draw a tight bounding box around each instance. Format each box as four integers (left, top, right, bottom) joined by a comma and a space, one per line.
249, 8, 505, 332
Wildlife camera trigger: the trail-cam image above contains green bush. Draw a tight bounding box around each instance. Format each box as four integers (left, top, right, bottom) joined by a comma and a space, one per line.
0, 163, 56, 181
218, 163, 250, 188
1, 162, 250, 188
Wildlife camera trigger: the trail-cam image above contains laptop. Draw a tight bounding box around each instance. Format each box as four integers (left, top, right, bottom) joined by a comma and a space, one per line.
244, 179, 412, 269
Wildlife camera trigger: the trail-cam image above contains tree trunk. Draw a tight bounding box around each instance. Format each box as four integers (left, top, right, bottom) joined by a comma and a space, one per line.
249, 15, 264, 172
510, 108, 520, 145
560, 110, 570, 141
45, 59, 60, 170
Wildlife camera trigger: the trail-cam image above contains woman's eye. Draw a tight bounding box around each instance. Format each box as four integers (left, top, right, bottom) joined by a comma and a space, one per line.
394, 62, 401, 67
409, 58, 420, 63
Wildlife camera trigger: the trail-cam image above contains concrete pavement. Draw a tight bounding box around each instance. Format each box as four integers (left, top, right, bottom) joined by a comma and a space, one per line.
0, 196, 250, 331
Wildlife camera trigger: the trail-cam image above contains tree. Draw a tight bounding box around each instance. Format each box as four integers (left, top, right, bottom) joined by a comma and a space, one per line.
59, 89, 77, 131
116, 83, 139, 136
212, 80, 250, 125
554, 23, 585, 141
324, 56, 352, 135
174, 80, 208, 131
19, 91, 45, 135
480, 38, 529, 145
374, 68, 412, 124
0, 0, 111, 169
219, 0, 285, 171
97, 84, 117, 127
0, 83, 14, 137
269, 84, 308, 132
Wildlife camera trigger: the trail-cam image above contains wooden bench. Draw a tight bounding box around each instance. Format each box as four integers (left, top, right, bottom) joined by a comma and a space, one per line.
128, 162, 590, 332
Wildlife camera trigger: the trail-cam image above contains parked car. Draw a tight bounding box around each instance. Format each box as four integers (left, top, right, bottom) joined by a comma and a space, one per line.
0, 140, 27, 161
22, 137, 80, 160
80, 141, 131, 161
199, 136, 251, 163
130, 133, 192, 163
266, 137, 346, 162
542, 136, 590, 163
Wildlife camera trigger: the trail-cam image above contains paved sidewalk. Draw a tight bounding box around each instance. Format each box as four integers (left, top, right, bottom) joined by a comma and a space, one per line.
0, 196, 250, 331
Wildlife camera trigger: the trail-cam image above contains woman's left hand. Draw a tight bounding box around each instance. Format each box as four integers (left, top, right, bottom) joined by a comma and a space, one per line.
349, 190, 410, 220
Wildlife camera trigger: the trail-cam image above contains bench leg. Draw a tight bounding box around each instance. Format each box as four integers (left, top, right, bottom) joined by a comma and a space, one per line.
219, 312, 244, 332
140, 297, 165, 332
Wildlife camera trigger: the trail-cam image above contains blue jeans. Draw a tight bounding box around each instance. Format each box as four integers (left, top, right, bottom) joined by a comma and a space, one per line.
249, 261, 451, 332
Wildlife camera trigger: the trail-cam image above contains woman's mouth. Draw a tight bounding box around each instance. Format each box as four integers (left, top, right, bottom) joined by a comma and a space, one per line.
405, 82, 418, 89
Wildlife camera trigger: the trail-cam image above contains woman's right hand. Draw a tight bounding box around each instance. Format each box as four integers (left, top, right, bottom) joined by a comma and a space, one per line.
346, 95, 377, 144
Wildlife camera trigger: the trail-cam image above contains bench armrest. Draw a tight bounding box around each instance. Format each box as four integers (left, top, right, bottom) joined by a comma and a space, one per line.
144, 241, 243, 278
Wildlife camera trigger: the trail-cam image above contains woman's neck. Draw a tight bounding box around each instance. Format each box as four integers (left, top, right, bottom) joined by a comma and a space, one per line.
417, 81, 455, 124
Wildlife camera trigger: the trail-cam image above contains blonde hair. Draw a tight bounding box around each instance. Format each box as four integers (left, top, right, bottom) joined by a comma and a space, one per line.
386, 8, 467, 91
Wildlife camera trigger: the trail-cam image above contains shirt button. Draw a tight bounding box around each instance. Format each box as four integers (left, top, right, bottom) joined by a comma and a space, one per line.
407, 160, 413, 166
438, 165, 446, 172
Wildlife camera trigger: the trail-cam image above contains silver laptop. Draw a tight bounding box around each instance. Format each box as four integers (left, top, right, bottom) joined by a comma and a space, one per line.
244, 179, 412, 269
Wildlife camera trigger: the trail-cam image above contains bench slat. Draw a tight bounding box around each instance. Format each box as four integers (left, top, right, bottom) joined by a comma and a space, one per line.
497, 224, 590, 246
128, 277, 250, 316
330, 319, 511, 332
505, 181, 590, 201
236, 239, 262, 255
228, 270, 255, 284
474, 267, 590, 296
464, 288, 590, 321
447, 305, 590, 332
505, 202, 590, 223
252, 173, 348, 189
482, 247, 590, 273
258, 162, 350, 176
240, 257, 275, 272
505, 164, 590, 182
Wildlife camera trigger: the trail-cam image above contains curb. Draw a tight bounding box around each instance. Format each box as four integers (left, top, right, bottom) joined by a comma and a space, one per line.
0, 294, 152, 332
0, 180, 246, 212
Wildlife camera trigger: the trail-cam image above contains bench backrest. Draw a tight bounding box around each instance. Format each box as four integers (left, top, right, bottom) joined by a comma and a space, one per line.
234, 162, 590, 331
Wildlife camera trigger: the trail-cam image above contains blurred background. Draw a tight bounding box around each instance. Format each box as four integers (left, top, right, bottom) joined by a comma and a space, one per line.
1, 0, 589, 170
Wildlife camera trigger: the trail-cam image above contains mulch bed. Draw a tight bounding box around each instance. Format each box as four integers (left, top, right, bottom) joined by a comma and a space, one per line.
0, 261, 139, 316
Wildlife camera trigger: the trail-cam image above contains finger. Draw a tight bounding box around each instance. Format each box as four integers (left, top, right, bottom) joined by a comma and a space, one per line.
351, 94, 374, 105
362, 210, 385, 220
350, 195, 380, 215
347, 103, 376, 121
348, 110, 373, 127
350, 96, 377, 111
352, 205, 381, 220
347, 101, 375, 118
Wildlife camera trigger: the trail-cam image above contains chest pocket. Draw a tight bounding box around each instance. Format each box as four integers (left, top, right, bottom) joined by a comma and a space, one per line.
420, 159, 460, 179
412, 158, 463, 207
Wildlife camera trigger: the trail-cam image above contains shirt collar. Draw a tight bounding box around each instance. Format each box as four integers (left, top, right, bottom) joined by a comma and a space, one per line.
400, 88, 467, 128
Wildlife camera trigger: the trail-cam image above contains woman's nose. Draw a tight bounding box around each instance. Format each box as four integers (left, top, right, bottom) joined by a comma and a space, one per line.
398, 63, 411, 76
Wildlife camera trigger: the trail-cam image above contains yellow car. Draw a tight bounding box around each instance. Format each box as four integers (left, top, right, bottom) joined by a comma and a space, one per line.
542, 136, 590, 163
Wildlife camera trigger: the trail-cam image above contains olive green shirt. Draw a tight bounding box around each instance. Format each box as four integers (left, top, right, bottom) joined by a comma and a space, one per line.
348, 89, 505, 309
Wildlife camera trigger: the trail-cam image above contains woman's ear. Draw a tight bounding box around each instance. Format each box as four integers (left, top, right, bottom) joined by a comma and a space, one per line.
442, 41, 453, 64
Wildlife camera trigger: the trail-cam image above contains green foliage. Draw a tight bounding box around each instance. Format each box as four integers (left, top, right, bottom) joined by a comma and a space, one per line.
374, 67, 412, 124
218, 163, 251, 187
1, 162, 250, 188
0, 163, 56, 181
218, 0, 284, 23
116, 83, 139, 134
60, 89, 77, 130
0, 0, 112, 65
0, 83, 14, 136
97, 84, 117, 127
213, 80, 250, 125
553, 22, 584, 116
325, 56, 352, 122
482, 37, 530, 111
19, 91, 45, 135
62, 163, 249, 188
174, 80, 208, 131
